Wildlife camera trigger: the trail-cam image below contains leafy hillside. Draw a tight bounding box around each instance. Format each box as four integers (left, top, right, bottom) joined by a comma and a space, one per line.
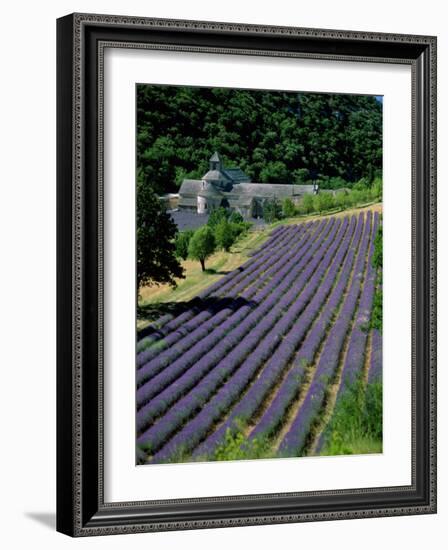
137, 85, 382, 194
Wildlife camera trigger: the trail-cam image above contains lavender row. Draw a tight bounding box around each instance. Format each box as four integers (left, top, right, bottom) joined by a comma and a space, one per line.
247, 225, 290, 257
140, 218, 340, 453
245, 214, 365, 447
278, 211, 373, 457
136, 219, 333, 432
136, 224, 307, 350
136, 223, 311, 368
368, 329, 383, 383
193, 215, 359, 458
194, 223, 308, 302
337, 212, 379, 394
153, 218, 352, 462
136, 223, 319, 387
137, 219, 337, 447
269, 225, 286, 237
136, 223, 311, 355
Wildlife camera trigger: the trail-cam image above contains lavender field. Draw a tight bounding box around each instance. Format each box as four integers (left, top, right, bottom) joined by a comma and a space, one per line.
136, 210, 382, 464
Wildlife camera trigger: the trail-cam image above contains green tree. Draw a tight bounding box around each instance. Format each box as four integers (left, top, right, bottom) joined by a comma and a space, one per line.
175, 230, 194, 260
228, 211, 244, 224
282, 197, 296, 218
137, 182, 184, 289
292, 168, 311, 185
260, 160, 289, 183
214, 219, 236, 251
188, 226, 216, 271
207, 207, 230, 228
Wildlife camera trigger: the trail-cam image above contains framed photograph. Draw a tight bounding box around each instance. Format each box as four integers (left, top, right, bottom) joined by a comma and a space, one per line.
56, 13, 437, 536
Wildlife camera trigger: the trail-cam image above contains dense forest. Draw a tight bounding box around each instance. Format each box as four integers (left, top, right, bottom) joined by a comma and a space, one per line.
137, 85, 382, 194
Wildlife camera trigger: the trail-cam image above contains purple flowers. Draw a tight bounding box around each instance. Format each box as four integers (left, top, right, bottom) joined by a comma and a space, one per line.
136, 211, 383, 463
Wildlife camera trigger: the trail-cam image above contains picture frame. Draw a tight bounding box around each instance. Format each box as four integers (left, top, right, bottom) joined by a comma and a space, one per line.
56, 13, 437, 537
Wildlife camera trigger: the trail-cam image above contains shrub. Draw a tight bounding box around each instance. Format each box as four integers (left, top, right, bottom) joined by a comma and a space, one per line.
371, 285, 383, 331
228, 211, 244, 224
263, 198, 283, 223
322, 378, 383, 456
213, 427, 274, 462
372, 224, 383, 269
301, 193, 315, 214
282, 197, 296, 218
371, 177, 383, 200
353, 179, 369, 191
230, 221, 252, 238
326, 176, 348, 190
334, 190, 348, 210
348, 189, 361, 206
313, 191, 334, 213
371, 223, 383, 330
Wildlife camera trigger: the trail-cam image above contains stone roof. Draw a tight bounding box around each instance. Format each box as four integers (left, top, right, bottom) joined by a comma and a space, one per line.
236, 183, 314, 197
210, 151, 221, 162
178, 179, 202, 195
223, 168, 251, 183
202, 169, 231, 182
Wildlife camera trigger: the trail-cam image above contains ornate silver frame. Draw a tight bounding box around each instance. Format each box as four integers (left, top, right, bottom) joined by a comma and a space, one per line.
57, 13, 437, 536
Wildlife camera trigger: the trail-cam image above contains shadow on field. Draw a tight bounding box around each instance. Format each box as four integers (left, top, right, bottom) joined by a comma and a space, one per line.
203, 268, 233, 275
137, 296, 258, 340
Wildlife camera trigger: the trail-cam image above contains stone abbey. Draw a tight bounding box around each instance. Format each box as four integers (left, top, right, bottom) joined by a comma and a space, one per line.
178, 152, 317, 219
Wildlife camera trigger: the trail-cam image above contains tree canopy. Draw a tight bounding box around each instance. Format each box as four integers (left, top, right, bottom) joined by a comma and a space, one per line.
188, 226, 216, 271
137, 181, 184, 289
137, 85, 382, 194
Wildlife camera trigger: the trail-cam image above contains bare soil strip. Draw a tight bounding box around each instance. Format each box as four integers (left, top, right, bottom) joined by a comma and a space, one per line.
364, 330, 373, 384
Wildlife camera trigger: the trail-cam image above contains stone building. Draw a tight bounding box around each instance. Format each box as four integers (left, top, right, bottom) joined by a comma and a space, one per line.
178, 152, 317, 218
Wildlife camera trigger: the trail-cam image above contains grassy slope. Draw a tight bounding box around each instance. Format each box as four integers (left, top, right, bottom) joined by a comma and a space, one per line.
137, 229, 270, 329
